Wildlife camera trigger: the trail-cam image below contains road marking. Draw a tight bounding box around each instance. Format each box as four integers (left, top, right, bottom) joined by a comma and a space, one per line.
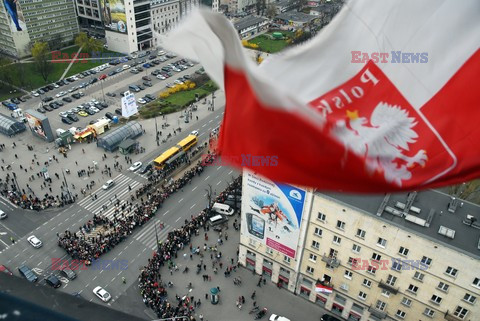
215, 115, 219, 118
93, 276, 97, 281
22, 248, 27, 252
209, 120, 213, 123
204, 175, 210, 181
228, 170, 233, 175
178, 198, 183, 203
118, 251, 123, 255
117, 271, 122, 276
175, 217, 181, 223
14, 254, 19, 258
86, 283, 90, 288
202, 124, 206, 128
192, 186, 197, 192
142, 248, 146, 252
190, 204, 196, 209
43, 222, 48, 226
0, 239, 8, 247
37, 262, 42, 266
100, 270, 103, 274
163, 210, 169, 216
216, 181, 221, 186
111, 277, 115, 282
217, 166, 221, 170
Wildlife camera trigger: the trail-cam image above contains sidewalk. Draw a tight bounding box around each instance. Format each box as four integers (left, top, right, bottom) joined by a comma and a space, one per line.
161, 215, 330, 321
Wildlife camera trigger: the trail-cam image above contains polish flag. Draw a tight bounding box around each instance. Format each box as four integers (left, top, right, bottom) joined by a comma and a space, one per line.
315, 283, 333, 294
163, 0, 480, 192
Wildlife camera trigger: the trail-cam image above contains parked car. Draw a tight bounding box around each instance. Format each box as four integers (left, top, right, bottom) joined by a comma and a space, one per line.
31, 91, 39, 97
18, 265, 38, 282
145, 94, 155, 101
27, 235, 42, 248
45, 274, 62, 288
67, 114, 79, 122
36, 108, 46, 114
269, 314, 291, 321
60, 267, 77, 280
99, 74, 107, 80
93, 286, 111, 302
85, 108, 96, 116
156, 74, 166, 80
0, 210, 6, 219
63, 97, 73, 102
320, 315, 342, 321
43, 105, 53, 112
115, 108, 122, 115
143, 82, 152, 87
78, 110, 88, 117
105, 112, 115, 120
142, 76, 151, 81
137, 98, 147, 104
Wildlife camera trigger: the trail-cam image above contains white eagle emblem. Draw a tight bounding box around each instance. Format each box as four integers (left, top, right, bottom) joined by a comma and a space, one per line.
331, 102, 428, 186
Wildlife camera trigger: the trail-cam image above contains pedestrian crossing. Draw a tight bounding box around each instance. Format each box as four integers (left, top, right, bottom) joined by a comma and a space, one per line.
134, 221, 172, 251
77, 174, 141, 220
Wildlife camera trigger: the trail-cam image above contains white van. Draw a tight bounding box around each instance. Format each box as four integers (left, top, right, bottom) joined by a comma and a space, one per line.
212, 202, 235, 216
56, 128, 66, 137
209, 215, 227, 226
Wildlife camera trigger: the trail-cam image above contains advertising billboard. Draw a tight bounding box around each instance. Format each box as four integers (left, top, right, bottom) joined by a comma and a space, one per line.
24, 109, 55, 142
121, 91, 138, 117
100, 0, 127, 33
242, 170, 306, 258
1, 0, 27, 32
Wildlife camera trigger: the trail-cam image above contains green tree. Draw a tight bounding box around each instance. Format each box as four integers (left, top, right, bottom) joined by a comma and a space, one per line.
31, 41, 53, 82
75, 32, 103, 55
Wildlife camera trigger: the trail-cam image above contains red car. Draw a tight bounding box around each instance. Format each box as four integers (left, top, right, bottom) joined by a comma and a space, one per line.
0, 265, 13, 276
98, 74, 107, 80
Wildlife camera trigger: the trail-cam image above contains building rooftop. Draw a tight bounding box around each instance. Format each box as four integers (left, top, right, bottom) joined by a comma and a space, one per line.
233, 16, 270, 31
274, 0, 297, 8
320, 189, 480, 258
275, 11, 317, 23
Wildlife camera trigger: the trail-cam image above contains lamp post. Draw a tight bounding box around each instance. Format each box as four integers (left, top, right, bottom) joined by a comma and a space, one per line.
205, 184, 212, 208
100, 78, 106, 103
12, 172, 20, 194
155, 115, 159, 146
211, 92, 215, 111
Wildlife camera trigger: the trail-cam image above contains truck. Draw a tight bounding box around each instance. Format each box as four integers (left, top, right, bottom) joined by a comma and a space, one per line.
212, 202, 235, 216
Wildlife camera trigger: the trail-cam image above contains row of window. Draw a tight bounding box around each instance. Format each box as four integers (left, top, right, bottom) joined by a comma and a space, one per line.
315, 212, 480, 288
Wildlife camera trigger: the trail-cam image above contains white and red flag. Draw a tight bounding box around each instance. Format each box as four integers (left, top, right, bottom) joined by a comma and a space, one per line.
163, 0, 480, 192
315, 282, 333, 294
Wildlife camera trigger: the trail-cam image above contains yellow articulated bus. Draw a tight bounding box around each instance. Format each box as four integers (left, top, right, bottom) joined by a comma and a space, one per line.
176, 135, 198, 152
153, 135, 198, 170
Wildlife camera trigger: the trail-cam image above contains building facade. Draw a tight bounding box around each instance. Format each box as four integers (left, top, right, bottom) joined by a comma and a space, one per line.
151, 0, 179, 47
74, 0, 103, 29
233, 15, 269, 39
104, 0, 152, 54
240, 170, 480, 321
0, 0, 79, 58
178, 0, 199, 19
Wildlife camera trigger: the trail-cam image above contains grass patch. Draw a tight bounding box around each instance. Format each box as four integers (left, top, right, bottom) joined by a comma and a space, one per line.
139, 80, 218, 119
249, 31, 295, 53
0, 85, 23, 102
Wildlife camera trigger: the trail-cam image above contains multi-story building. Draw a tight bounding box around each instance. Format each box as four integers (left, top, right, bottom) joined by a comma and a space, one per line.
103, 0, 152, 54
240, 170, 480, 321
151, 0, 179, 47
74, 0, 103, 29
0, 0, 79, 58
178, 0, 199, 19
233, 15, 269, 39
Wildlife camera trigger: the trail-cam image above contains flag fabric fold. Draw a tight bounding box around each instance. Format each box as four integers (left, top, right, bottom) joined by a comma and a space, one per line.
163, 0, 480, 192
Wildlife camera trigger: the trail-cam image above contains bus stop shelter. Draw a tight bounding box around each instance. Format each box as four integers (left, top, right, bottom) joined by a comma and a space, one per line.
118, 139, 138, 155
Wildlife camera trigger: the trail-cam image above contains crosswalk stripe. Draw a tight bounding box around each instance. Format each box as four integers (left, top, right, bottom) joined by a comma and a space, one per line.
81, 177, 136, 211
77, 173, 124, 206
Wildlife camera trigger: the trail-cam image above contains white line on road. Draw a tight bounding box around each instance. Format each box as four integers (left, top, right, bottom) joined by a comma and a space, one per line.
215, 115, 219, 118
93, 276, 97, 281
14, 254, 19, 258
89, 299, 93, 302
117, 271, 122, 276
111, 277, 115, 282
86, 283, 90, 288
37, 262, 42, 266
190, 204, 196, 209
216, 181, 221, 186
192, 186, 197, 192
228, 170, 233, 175
22, 248, 27, 252
43, 222, 48, 226
202, 124, 206, 128
209, 120, 213, 123
204, 175, 210, 181
217, 166, 221, 170
175, 217, 181, 223
178, 198, 184, 203
99, 270, 104, 274
163, 210, 169, 216
118, 251, 123, 255
0, 239, 8, 247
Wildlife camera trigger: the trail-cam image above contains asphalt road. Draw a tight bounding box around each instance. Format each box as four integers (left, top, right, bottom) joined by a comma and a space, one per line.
0, 106, 224, 251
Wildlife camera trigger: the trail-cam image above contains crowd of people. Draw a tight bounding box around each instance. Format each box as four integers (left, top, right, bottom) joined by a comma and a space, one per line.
58, 152, 216, 263
139, 176, 242, 320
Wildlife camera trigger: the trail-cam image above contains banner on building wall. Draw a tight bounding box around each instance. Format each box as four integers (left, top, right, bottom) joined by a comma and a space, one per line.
100, 0, 127, 33
121, 91, 138, 117
241, 170, 306, 258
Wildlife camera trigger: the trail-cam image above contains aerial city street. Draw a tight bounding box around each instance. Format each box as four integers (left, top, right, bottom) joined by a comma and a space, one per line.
1, 1, 479, 321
